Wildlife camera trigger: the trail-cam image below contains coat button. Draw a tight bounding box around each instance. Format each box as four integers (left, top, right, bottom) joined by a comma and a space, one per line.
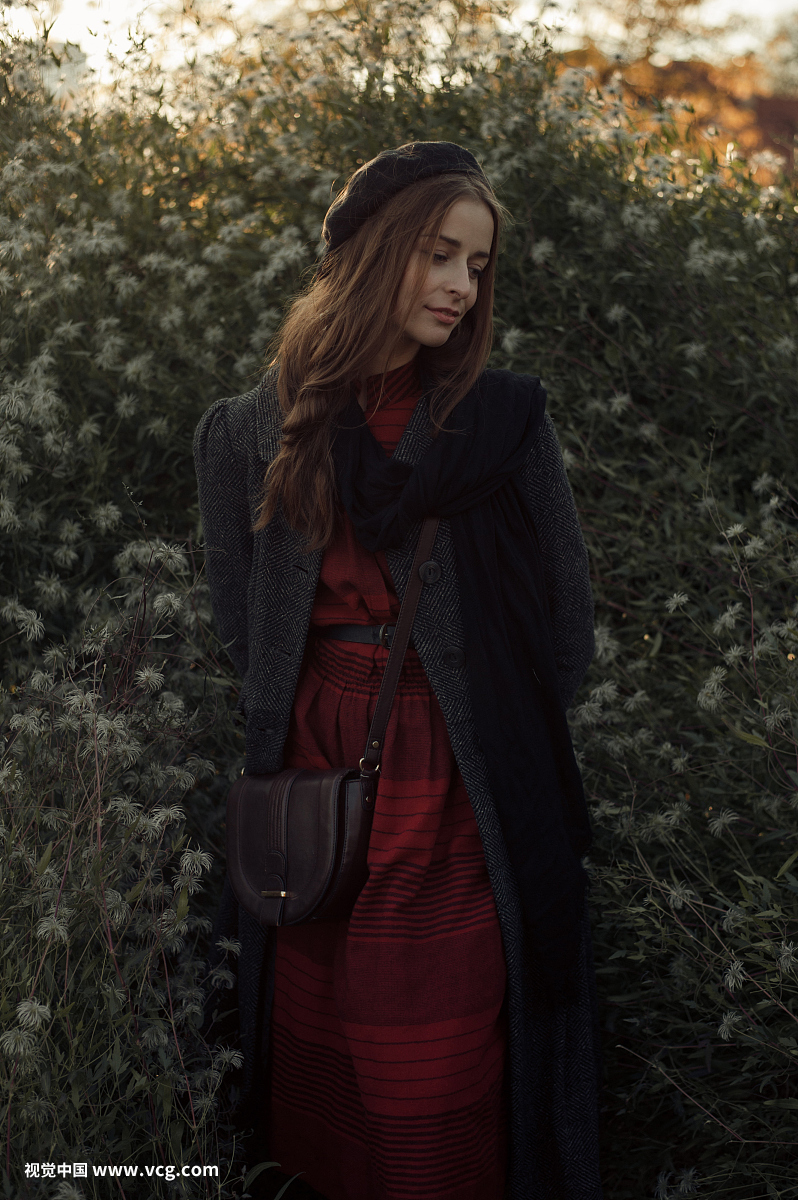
418, 560, 441, 584
441, 646, 465, 669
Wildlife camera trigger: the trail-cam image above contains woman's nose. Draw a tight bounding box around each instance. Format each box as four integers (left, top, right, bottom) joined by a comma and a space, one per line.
446, 263, 471, 296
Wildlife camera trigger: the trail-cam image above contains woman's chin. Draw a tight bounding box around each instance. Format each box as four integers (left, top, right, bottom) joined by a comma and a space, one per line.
416, 327, 457, 349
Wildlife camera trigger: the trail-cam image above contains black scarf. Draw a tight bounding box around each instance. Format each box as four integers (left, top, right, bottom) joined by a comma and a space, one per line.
333, 367, 592, 1004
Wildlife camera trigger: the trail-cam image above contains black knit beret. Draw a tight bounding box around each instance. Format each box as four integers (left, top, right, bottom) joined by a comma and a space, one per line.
320, 141, 489, 258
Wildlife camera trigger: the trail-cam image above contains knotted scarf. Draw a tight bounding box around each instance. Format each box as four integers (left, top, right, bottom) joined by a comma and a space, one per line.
333, 366, 593, 1004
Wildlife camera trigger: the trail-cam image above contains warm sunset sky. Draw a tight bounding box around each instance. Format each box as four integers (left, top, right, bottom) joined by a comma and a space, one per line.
5, 0, 798, 75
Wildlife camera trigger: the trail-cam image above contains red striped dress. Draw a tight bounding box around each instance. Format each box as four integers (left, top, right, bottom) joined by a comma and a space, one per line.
268, 358, 508, 1200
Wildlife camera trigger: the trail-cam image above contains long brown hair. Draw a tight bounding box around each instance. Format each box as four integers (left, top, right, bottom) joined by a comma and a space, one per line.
256, 170, 509, 550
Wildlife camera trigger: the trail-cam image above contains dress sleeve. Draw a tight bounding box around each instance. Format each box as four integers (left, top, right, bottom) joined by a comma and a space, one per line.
518, 413, 595, 710
193, 397, 254, 681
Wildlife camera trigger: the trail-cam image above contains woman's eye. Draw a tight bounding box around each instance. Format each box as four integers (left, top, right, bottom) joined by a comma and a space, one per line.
432, 252, 483, 281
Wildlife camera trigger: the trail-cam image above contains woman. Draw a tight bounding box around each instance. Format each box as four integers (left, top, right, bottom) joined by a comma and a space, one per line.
195, 142, 603, 1200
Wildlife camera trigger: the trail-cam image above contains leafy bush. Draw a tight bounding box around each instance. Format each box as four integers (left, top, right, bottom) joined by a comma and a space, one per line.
1, 2, 797, 1197
1, 537, 249, 1197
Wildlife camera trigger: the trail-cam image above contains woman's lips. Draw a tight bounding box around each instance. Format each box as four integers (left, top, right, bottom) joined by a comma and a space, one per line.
426, 307, 458, 325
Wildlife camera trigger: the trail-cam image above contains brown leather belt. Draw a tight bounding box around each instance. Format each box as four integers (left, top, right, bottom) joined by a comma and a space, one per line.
314, 622, 397, 648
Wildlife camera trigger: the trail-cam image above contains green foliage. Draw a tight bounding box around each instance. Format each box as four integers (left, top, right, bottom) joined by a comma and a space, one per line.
0, 539, 248, 1196
1, 1, 797, 1196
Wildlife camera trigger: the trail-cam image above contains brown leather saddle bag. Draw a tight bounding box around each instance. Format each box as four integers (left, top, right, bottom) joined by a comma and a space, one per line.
225, 516, 440, 927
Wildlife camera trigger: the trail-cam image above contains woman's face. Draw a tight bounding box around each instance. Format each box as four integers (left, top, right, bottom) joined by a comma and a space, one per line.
393, 197, 494, 357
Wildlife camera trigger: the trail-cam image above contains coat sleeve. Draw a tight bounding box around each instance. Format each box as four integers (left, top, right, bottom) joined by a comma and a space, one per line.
193, 397, 254, 682
518, 413, 595, 710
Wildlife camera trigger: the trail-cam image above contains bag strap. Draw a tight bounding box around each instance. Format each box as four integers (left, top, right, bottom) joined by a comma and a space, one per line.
359, 516, 440, 783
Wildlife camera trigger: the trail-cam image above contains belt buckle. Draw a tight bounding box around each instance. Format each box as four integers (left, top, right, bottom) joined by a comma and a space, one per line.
378, 622, 391, 648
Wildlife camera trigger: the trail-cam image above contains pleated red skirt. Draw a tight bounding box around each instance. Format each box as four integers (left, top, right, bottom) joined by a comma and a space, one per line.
266, 362, 508, 1200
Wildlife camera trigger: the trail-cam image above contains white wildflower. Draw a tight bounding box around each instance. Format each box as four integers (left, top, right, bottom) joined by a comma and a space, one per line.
152, 591, 183, 618
708, 808, 739, 836
676, 1167, 699, 1195
35, 911, 69, 944
623, 689, 649, 712
723, 959, 745, 991
722, 904, 745, 933
215, 937, 241, 957
208, 966, 235, 990
713, 601, 743, 633
718, 1010, 744, 1040
697, 666, 727, 712
151, 542, 188, 572
112, 273, 140, 300
115, 393, 138, 419
667, 881, 696, 910
77, 418, 100, 444
139, 252, 176, 274
752, 472, 775, 495
723, 645, 746, 666
93, 335, 125, 370
620, 205, 659, 237
105, 797, 143, 826
202, 243, 231, 265
606, 304, 626, 324
204, 324, 225, 346
724, 523, 746, 537
53, 546, 78, 569
665, 592, 689, 613
670, 750, 688, 774
141, 1024, 170, 1050
590, 679, 619, 705
0, 496, 21, 531
655, 1169, 671, 1199
180, 845, 213, 877
777, 941, 796, 974
234, 353, 259, 377
501, 327, 524, 356
743, 535, 767, 559
122, 352, 154, 385
683, 341, 706, 362
764, 706, 790, 732
63, 687, 99, 715
0, 1027, 38, 1060
593, 622, 620, 663
28, 669, 51, 693
159, 305, 184, 332
91, 502, 121, 533
16, 998, 51, 1030
184, 264, 209, 287
57, 519, 83, 544
104, 889, 131, 924
34, 574, 69, 612
213, 1047, 244, 1070
52, 319, 84, 343
135, 665, 164, 693
0, 598, 44, 641
530, 237, 554, 265
146, 416, 169, 443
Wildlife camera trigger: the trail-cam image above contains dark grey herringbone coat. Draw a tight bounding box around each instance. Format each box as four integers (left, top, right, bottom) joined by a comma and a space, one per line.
194, 366, 603, 1200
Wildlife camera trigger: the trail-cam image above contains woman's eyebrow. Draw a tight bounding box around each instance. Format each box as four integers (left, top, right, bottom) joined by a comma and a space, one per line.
434, 234, 491, 260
